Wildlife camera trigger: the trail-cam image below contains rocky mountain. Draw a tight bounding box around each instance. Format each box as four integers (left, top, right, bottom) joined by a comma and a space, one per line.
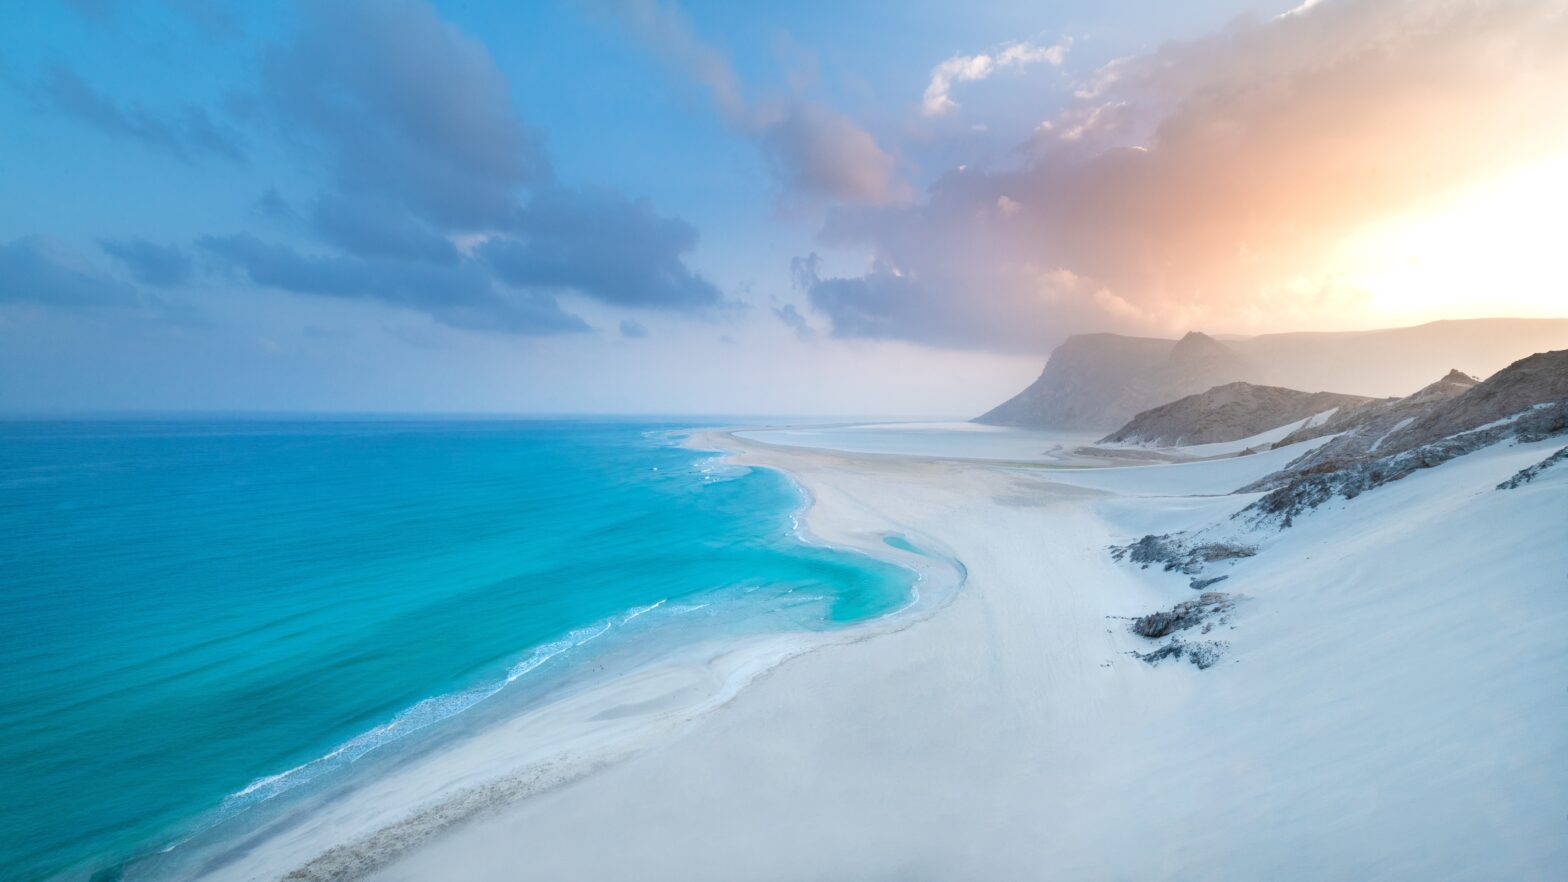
977, 331, 1250, 430
1112, 349, 1567, 599
1266, 369, 1479, 457
1239, 349, 1568, 509
1099, 382, 1374, 447
1390, 351, 1568, 450
977, 318, 1568, 430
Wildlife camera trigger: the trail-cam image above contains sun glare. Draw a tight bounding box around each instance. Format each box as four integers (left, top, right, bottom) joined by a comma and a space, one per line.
1336, 157, 1568, 322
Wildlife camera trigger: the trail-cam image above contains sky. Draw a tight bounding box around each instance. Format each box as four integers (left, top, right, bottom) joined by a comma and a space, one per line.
1, 0, 1565, 416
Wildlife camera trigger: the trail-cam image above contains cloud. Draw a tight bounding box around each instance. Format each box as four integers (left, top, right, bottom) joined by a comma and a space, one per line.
180, 0, 723, 333
607, 0, 901, 206
756, 104, 898, 206
198, 233, 590, 334
0, 238, 141, 308
619, 318, 650, 338
772, 302, 815, 341
805, 0, 1568, 351
787, 253, 824, 290
40, 67, 244, 162
311, 192, 460, 264
100, 238, 192, 286
482, 186, 722, 310
792, 251, 1053, 349
922, 38, 1070, 117
262, 0, 550, 231
608, 0, 747, 122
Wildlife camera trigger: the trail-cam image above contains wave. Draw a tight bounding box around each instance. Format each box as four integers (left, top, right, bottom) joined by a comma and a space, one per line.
136, 438, 932, 878
213, 603, 668, 823
620, 598, 666, 625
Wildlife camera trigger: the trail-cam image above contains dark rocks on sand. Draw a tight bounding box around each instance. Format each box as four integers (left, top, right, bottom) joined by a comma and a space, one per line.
1110, 534, 1257, 575
1241, 399, 1568, 527
1131, 592, 1235, 639
1133, 639, 1229, 670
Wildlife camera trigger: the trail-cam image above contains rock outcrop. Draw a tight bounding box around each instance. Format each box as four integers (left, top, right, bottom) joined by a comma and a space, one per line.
1388, 350, 1568, 450
1131, 592, 1237, 639
1110, 534, 1257, 574
1237, 350, 1568, 525
1127, 593, 1239, 670
1261, 370, 1480, 473
1108, 347, 1567, 677
1099, 382, 1374, 447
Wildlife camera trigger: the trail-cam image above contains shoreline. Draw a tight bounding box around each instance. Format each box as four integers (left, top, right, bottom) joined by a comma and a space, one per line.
128, 424, 1567, 881
352, 425, 1162, 880
133, 427, 969, 882
355, 426, 1566, 880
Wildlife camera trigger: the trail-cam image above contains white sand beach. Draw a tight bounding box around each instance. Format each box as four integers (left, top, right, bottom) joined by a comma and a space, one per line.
186, 425, 1567, 882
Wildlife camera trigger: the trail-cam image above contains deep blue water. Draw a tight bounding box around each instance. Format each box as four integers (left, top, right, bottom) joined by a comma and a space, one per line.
0, 419, 912, 881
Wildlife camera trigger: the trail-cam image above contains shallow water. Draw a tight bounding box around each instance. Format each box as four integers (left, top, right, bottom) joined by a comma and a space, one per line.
0, 419, 913, 880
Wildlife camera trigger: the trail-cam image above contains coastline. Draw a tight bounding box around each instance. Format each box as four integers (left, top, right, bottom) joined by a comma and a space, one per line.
136, 424, 1568, 881
359, 426, 1567, 880
348, 426, 1168, 880
134, 428, 967, 882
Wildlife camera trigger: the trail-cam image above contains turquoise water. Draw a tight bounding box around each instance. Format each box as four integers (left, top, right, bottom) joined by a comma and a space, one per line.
0, 419, 913, 881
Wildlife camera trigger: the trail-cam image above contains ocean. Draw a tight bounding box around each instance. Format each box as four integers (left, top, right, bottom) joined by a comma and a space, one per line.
0, 419, 914, 881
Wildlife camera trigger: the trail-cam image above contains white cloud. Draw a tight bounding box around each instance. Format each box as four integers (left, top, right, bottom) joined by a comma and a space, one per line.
922, 38, 1070, 117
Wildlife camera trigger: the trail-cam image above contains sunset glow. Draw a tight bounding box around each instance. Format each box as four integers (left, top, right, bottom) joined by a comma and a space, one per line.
1338, 156, 1568, 323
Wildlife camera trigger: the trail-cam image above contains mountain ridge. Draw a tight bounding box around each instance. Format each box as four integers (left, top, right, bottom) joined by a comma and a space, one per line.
1099, 382, 1375, 448
976, 317, 1568, 430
